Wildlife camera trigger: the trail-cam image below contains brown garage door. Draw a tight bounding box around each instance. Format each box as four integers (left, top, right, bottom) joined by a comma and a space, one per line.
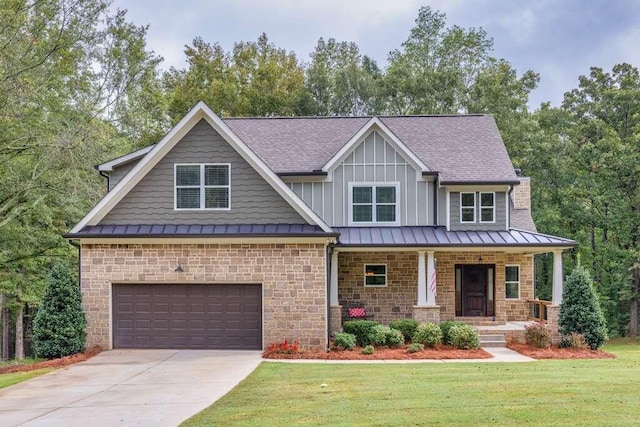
113, 284, 262, 350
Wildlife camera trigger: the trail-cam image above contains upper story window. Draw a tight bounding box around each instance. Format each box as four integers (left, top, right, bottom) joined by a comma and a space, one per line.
175, 164, 230, 210
349, 183, 400, 225
479, 192, 495, 223
460, 192, 476, 223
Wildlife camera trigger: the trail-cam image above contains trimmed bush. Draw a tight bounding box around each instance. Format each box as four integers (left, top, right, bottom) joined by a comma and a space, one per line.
33, 264, 87, 359
560, 332, 589, 350
361, 345, 375, 355
333, 332, 356, 350
368, 325, 404, 348
559, 266, 608, 350
448, 324, 480, 349
343, 320, 379, 346
407, 343, 425, 353
440, 321, 466, 346
412, 322, 443, 348
389, 319, 419, 343
525, 322, 552, 349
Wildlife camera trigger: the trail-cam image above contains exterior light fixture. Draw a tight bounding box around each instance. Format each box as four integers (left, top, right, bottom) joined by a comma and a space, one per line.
174, 265, 184, 273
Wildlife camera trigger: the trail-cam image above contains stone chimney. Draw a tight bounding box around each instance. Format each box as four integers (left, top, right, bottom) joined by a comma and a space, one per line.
511, 177, 531, 209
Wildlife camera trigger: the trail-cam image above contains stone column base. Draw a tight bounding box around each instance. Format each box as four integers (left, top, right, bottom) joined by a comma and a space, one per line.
547, 305, 561, 344
413, 306, 441, 323
329, 305, 343, 335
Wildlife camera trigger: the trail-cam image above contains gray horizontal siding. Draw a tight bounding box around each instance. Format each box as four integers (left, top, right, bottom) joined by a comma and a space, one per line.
287, 130, 433, 227
101, 119, 307, 225
449, 191, 507, 231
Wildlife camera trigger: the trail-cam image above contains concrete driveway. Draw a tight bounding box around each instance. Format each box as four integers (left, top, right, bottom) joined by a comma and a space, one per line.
0, 349, 262, 426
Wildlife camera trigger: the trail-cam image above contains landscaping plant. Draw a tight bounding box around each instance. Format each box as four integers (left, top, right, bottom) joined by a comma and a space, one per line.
559, 266, 608, 349
439, 321, 466, 346
368, 325, 404, 348
448, 324, 480, 349
407, 343, 425, 353
332, 332, 356, 350
33, 264, 87, 359
525, 322, 552, 349
361, 345, 375, 355
412, 322, 443, 348
343, 320, 379, 346
388, 319, 419, 343
559, 332, 589, 350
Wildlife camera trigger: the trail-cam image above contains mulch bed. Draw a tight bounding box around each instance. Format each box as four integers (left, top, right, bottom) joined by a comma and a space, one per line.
264, 345, 492, 360
507, 342, 616, 359
0, 346, 102, 374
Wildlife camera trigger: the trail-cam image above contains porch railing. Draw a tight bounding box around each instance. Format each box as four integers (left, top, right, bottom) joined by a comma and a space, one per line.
527, 299, 551, 323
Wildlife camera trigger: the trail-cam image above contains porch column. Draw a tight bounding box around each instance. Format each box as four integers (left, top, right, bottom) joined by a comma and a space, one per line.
417, 251, 427, 306
330, 250, 339, 306
552, 249, 563, 305
426, 251, 436, 306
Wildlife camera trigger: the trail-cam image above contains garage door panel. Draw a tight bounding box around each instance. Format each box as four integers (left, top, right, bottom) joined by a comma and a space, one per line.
113, 284, 262, 350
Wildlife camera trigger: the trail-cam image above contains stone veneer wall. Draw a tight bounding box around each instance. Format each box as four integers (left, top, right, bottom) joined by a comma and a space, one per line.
338, 251, 534, 325
81, 243, 327, 351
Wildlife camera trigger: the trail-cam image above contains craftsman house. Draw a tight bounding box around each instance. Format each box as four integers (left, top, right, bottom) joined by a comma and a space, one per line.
66, 102, 575, 351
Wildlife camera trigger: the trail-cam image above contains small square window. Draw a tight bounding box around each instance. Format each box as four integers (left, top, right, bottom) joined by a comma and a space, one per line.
364, 264, 387, 287
505, 265, 520, 299
175, 164, 230, 210
350, 184, 399, 225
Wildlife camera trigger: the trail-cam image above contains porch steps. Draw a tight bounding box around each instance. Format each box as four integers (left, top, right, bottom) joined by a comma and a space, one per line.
478, 333, 507, 347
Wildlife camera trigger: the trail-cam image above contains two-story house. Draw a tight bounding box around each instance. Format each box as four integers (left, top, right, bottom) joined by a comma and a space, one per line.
66, 102, 575, 351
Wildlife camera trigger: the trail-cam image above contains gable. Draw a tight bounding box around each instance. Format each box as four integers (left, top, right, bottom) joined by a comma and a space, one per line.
100, 119, 308, 225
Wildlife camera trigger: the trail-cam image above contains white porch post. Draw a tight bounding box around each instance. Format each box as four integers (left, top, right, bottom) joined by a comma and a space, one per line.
426, 250, 436, 306
552, 249, 563, 305
417, 251, 427, 306
330, 250, 339, 306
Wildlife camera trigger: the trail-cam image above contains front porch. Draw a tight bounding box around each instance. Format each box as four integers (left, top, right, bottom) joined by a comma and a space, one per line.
329, 249, 565, 342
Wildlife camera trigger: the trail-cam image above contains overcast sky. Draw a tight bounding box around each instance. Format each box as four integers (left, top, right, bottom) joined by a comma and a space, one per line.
111, 0, 640, 109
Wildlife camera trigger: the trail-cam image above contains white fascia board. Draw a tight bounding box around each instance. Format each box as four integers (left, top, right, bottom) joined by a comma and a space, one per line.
321, 118, 429, 175
97, 145, 155, 171
71, 101, 332, 234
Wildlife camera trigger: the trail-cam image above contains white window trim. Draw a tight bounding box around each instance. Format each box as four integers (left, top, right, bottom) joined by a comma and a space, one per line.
505, 264, 520, 300
479, 192, 496, 224
348, 182, 400, 226
460, 192, 476, 223
174, 163, 231, 211
364, 264, 387, 287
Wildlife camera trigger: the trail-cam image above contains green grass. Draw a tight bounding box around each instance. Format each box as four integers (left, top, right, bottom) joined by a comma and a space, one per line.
182, 341, 640, 427
0, 357, 43, 368
0, 368, 53, 389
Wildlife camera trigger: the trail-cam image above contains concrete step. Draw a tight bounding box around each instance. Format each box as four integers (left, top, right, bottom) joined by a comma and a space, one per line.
479, 334, 507, 348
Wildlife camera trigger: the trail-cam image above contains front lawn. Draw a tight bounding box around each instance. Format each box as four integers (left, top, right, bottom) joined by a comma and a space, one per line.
182, 341, 640, 426
0, 368, 54, 389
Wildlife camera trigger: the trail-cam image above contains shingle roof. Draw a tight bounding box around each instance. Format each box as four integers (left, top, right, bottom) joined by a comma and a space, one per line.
224, 115, 517, 182
334, 226, 576, 247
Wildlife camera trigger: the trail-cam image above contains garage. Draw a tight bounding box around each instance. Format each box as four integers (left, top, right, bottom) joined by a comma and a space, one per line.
112, 283, 262, 350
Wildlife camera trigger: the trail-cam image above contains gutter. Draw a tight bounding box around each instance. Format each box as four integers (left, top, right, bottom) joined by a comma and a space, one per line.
439, 179, 521, 186
276, 170, 328, 177
63, 232, 341, 239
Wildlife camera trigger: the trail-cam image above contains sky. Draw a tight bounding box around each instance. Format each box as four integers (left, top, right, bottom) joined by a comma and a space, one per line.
110, 0, 640, 109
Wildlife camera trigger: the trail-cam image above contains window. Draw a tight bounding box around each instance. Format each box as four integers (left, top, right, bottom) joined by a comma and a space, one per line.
350, 183, 399, 225
460, 192, 476, 223
364, 264, 387, 287
175, 164, 230, 210
480, 192, 495, 223
505, 265, 520, 299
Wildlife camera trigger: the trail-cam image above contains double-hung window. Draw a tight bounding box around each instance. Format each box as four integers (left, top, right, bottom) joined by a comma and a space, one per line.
480, 192, 495, 223
350, 183, 399, 225
460, 192, 476, 223
175, 164, 230, 210
505, 265, 520, 299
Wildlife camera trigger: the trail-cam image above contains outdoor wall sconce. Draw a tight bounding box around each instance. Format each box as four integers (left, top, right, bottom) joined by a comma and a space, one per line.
174, 265, 184, 273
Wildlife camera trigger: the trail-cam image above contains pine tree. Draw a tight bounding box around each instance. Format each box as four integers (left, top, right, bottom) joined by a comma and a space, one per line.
33, 264, 87, 359
559, 266, 608, 349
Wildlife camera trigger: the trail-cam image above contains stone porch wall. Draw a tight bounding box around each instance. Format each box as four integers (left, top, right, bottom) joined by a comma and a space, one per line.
338, 251, 534, 325
81, 243, 327, 351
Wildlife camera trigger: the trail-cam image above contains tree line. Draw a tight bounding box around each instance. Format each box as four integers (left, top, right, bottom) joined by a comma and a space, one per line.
0, 1, 637, 358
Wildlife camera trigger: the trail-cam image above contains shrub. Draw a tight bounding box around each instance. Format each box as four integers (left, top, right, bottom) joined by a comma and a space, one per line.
368, 325, 404, 348
412, 322, 443, 348
33, 264, 87, 359
559, 266, 608, 350
361, 345, 375, 355
440, 321, 466, 346
333, 332, 356, 350
525, 322, 552, 349
560, 332, 589, 350
389, 319, 419, 343
343, 320, 379, 346
407, 343, 425, 353
266, 339, 300, 354
448, 324, 480, 349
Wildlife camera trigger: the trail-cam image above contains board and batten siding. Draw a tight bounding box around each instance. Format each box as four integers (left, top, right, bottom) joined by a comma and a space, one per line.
101, 119, 308, 225
449, 191, 507, 231
287, 131, 433, 227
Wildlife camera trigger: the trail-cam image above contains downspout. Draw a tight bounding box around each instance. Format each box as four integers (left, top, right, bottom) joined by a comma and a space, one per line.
433, 174, 439, 226
326, 243, 334, 352
68, 240, 81, 290
99, 171, 110, 192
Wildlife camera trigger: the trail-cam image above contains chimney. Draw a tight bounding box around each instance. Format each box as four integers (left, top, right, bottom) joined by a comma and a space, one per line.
511, 177, 531, 210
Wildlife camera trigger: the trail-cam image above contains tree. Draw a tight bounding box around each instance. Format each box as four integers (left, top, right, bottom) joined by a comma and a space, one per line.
559, 266, 608, 349
33, 264, 87, 359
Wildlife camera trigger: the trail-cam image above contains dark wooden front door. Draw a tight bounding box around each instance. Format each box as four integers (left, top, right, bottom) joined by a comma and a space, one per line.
463, 266, 487, 316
